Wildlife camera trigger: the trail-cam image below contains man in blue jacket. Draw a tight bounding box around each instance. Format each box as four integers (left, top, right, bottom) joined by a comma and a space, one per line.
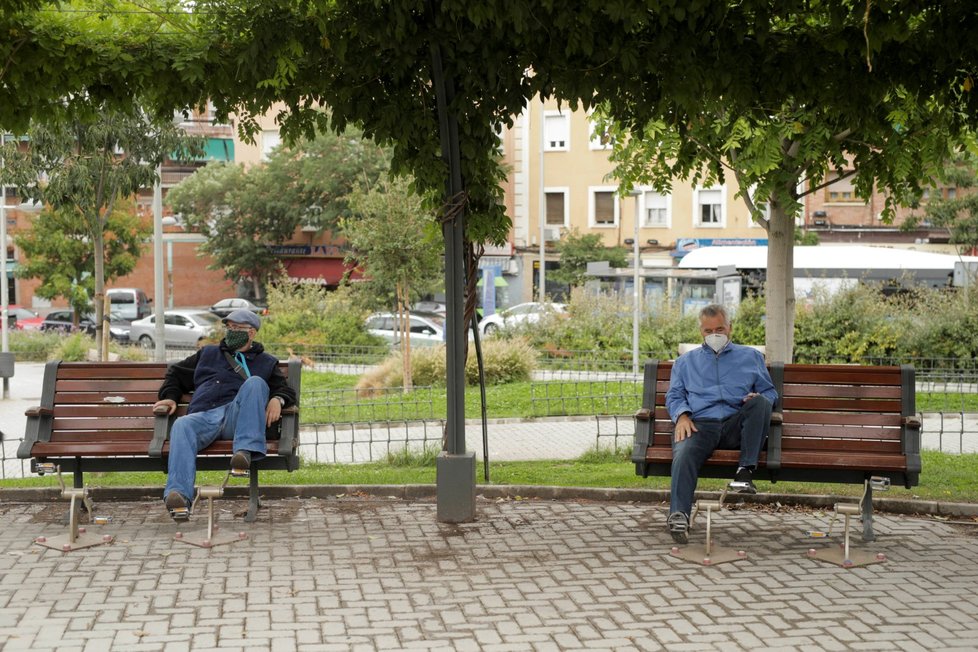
153, 309, 297, 521
665, 304, 777, 544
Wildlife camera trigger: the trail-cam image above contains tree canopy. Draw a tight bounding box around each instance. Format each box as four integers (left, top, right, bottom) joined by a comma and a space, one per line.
4, 1, 978, 362
164, 127, 391, 296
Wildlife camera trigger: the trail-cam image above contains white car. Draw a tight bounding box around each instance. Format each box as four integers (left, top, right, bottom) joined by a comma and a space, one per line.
478, 302, 567, 335
129, 310, 221, 348
366, 312, 445, 347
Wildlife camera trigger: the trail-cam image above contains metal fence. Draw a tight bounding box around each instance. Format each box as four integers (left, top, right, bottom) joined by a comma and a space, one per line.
1, 350, 976, 479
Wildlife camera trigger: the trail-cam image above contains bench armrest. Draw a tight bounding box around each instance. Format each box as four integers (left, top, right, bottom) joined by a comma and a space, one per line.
24, 406, 53, 418
634, 408, 652, 421
149, 410, 172, 457
902, 415, 922, 429
770, 412, 783, 425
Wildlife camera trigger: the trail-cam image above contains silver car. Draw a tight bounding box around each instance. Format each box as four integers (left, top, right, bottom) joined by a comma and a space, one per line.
129, 310, 221, 348
366, 312, 445, 347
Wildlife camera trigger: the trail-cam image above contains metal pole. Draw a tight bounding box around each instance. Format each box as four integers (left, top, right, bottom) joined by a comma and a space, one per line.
431, 41, 475, 523
631, 191, 641, 375
1, 132, 8, 355
166, 239, 174, 309
152, 169, 165, 361
538, 100, 546, 303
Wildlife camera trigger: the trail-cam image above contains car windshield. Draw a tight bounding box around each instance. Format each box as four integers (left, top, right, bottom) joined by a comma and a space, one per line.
189, 312, 221, 326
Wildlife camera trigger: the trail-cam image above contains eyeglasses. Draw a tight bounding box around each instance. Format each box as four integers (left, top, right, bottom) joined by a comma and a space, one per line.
225, 324, 254, 332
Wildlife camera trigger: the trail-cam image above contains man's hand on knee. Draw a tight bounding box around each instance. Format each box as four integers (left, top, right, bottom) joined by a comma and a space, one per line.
674, 413, 697, 442
265, 398, 282, 428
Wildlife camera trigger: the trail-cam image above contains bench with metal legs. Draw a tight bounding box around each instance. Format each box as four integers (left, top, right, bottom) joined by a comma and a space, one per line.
671, 486, 748, 566
33, 465, 114, 552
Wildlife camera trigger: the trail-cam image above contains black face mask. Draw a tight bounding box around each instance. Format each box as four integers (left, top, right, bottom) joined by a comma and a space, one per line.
224, 329, 250, 350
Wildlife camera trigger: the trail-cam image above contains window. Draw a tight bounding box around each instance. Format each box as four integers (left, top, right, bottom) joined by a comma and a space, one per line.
544, 112, 569, 151
642, 190, 670, 227
589, 187, 619, 227
825, 172, 861, 203
589, 119, 613, 150
544, 188, 569, 227
261, 130, 281, 161
695, 187, 724, 227
946, 187, 957, 199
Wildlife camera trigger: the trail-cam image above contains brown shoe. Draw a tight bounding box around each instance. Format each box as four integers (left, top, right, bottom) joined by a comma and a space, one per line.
165, 492, 190, 521
231, 450, 251, 474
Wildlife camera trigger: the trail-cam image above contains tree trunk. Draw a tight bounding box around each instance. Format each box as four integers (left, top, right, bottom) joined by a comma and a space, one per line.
93, 217, 106, 361
765, 197, 796, 363
397, 282, 413, 392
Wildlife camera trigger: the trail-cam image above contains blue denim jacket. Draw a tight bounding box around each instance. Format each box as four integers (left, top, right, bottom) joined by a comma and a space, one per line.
665, 342, 777, 422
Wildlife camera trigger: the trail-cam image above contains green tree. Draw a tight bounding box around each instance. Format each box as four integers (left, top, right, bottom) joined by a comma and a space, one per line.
342, 176, 442, 390
13, 205, 149, 321
166, 128, 390, 298
550, 228, 627, 289
2, 103, 193, 358
903, 148, 978, 270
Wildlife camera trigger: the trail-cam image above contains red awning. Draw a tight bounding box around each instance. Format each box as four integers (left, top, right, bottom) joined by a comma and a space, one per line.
282, 258, 361, 285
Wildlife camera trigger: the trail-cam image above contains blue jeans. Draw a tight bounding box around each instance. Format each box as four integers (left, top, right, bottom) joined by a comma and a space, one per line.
670, 396, 772, 517
163, 376, 270, 502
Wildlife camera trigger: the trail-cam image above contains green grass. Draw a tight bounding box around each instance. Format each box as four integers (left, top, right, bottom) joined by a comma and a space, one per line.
299, 371, 978, 423
3, 450, 975, 504
299, 371, 641, 422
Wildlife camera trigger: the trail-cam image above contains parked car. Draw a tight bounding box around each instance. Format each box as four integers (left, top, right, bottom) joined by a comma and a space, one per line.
209, 297, 268, 318
3, 305, 44, 330
128, 310, 221, 348
106, 288, 152, 321
40, 310, 97, 336
478, 302, 567, 335
39, 310, 131, 341
366, 312, 445, 347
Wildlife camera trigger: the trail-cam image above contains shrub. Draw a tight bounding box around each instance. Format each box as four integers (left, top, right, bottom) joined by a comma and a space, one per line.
357, 337, 538, 390
260, 281, 385, 349
8, 330, 62, 361
466, 337, 538, 385
52, 333, 91, 362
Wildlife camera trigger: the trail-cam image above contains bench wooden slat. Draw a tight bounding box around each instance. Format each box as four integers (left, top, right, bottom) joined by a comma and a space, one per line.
780, 397, 901, 412
55, 379, 168, 392
782, 370, 902, 385
781, 424, 902, 440
781, 412, 903, 426
780, 451, 910, 470
50, 417, 159, 431
46, 391, 161, 404
55, 364, 170, 380
782, 385, 902, 399
51, 405, 162, 418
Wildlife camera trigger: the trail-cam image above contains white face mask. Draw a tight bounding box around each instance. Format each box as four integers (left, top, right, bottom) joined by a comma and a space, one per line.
704, 333, 729, 353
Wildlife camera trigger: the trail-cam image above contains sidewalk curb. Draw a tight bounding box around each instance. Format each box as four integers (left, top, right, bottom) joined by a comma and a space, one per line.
2, 484, 976, 518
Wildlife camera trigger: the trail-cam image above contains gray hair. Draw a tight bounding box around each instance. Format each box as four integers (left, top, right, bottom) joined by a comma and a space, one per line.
699, 304, 730, 326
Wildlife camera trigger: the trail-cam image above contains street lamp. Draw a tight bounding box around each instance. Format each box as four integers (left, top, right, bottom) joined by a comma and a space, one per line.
629, 188, 642, 375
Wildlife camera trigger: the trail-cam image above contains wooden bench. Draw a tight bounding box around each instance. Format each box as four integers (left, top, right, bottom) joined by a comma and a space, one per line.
18, 360, 301, 522
633, 360, 922, 540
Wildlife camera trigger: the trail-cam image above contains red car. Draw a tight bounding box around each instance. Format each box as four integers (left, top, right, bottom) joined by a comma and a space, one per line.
4, 305, 45, 330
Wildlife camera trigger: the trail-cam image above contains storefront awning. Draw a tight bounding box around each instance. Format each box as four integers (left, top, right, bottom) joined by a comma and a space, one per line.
282, 258, 360, 285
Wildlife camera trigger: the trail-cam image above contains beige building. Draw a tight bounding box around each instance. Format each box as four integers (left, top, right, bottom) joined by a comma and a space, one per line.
498, 96, 769, 303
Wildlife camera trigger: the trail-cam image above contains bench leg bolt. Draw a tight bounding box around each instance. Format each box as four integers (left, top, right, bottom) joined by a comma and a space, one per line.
703, 557, 712, 565
62, 544, 71, 552
671, 546, 679, 555
175, 532, 183, 539
737, 550, 746, 557
876, 553, 886, 561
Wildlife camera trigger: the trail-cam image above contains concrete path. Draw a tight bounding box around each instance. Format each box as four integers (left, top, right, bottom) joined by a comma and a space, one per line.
0, 496, 976, 651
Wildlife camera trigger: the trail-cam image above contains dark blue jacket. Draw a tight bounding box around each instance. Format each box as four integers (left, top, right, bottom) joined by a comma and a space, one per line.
158, 341, 296, 414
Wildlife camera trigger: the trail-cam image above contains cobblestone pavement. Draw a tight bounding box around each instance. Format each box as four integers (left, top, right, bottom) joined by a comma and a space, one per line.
0, 496, 976, 651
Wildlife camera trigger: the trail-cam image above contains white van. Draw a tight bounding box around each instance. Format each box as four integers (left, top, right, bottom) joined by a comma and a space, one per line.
106, 288, 152, 321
